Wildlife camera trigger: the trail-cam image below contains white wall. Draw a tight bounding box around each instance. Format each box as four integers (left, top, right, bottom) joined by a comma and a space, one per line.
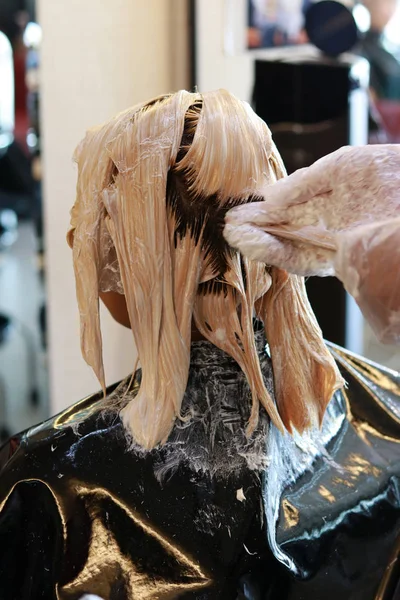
39, 0, 187, 413
39, 0, 250, 414
195, 0, 254, 101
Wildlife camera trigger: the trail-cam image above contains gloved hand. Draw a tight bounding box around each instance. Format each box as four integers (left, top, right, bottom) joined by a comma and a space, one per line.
224, 145, 400, 344
335, 218, 400, 344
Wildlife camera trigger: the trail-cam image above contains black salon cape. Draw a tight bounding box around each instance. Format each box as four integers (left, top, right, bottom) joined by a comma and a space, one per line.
1, 342, 400, 600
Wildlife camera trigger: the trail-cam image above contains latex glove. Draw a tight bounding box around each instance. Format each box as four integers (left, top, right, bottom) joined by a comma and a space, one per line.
224, 145, 400, 344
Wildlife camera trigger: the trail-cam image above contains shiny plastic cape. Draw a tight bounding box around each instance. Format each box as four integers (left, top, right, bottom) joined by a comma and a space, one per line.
1, 340, 400, 600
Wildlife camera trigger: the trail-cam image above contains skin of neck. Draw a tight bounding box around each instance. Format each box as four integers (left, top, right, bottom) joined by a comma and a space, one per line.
100, 291, 206, 342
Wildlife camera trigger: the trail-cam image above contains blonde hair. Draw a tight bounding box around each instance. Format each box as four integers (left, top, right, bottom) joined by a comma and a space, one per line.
68, 89, 344, 450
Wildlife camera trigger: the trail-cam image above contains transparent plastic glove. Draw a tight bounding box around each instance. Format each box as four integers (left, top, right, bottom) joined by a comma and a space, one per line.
335, 219, 400, 344
224, 145, 400, 343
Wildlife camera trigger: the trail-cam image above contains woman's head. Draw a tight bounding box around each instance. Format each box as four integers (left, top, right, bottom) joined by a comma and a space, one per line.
68, 89, 343, 449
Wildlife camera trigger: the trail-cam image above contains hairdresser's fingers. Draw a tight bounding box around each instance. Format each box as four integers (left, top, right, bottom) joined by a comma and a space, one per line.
228, 145, 400, 233
264, 147, 350, 206
225, 200, 289, 229
227, 149, 359, 228
335, 219, 400, 344
226, 194, 335, 235
224, 223, 335, 277
227, 150, 344, 229
224, 224, 292, 267
227, 171, 332, 231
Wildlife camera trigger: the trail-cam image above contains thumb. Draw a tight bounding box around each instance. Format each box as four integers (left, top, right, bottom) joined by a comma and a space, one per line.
224, 223, 335, 277
226, 153, 336, 228
226, 175, 303, 228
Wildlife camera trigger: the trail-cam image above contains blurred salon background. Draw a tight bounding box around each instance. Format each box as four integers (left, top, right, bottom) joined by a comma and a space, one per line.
0, 0, 398, 439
